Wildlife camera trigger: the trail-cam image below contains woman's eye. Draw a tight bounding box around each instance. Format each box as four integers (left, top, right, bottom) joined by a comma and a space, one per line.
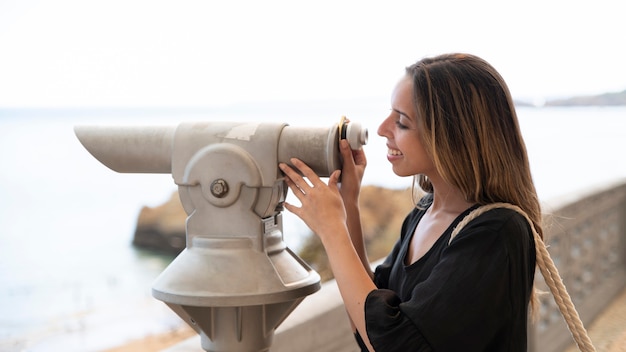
395, 120, 409, 130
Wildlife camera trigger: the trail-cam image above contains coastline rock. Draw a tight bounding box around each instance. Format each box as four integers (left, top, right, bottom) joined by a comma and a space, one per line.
133, 192, 187, 254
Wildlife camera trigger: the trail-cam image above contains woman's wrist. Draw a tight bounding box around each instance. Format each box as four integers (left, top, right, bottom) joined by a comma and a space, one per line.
319, 224, 351, 247
343, 201, 361, 214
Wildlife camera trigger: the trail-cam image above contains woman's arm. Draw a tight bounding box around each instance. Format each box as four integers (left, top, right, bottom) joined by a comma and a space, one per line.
337, 139, 373, 278
279, 157, 376, 351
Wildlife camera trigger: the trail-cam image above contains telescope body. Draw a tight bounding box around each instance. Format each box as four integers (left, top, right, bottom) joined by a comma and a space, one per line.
75, 120, 367, 351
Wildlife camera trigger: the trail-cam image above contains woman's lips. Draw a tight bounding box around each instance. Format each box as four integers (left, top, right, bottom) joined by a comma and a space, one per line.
386, 147, 403, 161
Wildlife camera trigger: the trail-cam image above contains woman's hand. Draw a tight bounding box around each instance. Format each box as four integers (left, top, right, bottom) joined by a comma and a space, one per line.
279, 158, 347, 241
338, 139, 367, 205
337, 139, 372, 278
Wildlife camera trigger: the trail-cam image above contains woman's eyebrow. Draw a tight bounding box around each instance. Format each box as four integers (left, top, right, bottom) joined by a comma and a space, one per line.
392, 108, 413, 120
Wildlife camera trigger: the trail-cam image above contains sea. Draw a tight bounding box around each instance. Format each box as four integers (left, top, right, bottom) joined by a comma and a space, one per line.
0, 101, 625, 351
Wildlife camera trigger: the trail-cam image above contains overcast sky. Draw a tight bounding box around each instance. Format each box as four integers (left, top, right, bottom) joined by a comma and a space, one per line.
0, 0, 623, 108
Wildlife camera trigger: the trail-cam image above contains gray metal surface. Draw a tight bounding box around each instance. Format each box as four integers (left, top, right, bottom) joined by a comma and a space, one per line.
75, 119, 367, 352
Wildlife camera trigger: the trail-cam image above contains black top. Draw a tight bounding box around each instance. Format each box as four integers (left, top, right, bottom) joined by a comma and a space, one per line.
355, 195, 536, 351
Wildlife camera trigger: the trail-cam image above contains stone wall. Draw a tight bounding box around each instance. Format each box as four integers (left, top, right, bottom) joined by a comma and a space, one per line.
530, 179, 626, 352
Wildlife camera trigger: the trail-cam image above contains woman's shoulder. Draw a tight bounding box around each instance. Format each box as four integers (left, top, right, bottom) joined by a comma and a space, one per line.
458, 206, 534, 245
473, 207, 530, 229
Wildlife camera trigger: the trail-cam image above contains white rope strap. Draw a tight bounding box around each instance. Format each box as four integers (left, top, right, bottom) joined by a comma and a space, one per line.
449, 202, 596, 352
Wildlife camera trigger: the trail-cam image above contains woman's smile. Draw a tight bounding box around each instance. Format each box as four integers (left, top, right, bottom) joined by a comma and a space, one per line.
386, 146, 404, 160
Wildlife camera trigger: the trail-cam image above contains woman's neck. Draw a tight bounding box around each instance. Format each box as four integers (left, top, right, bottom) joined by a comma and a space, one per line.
428, 176, 475, 216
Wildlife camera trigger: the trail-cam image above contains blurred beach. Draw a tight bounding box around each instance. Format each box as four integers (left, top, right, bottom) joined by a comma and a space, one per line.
1, 104, 625, 351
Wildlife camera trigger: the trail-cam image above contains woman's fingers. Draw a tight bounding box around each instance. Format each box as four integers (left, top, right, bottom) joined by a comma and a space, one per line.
280, 163, 308, 198
282, 174, 303, 197
280, 158, 340, 199
279, 159, 347, 239
328, 169, 342, 188
340, 138, 356, 160
288, 158, 324, 187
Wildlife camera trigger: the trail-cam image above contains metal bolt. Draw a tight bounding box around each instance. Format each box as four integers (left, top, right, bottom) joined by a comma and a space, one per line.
210, 179, 229, 198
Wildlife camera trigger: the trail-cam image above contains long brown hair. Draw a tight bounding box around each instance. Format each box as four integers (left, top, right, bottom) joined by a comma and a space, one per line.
408, 53, 542, 241
408, 53, 543, 316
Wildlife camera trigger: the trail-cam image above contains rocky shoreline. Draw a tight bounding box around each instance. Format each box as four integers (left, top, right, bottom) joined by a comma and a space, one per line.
133, 192, 187, 255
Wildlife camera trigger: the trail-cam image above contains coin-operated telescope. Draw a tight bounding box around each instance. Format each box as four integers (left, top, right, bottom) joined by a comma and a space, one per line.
74, 118, 367, 352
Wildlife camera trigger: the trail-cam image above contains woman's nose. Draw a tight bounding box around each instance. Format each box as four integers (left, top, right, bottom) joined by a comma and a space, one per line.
377, 114, 392, 137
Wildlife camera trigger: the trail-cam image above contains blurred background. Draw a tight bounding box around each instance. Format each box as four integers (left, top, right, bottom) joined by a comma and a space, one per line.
0, 0, 624, 351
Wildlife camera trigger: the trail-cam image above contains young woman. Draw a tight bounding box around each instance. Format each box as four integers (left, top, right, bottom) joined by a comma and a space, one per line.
279, 53, 541, 351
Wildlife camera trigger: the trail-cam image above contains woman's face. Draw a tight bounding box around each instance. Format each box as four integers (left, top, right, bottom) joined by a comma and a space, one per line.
377, 76, 434, 178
